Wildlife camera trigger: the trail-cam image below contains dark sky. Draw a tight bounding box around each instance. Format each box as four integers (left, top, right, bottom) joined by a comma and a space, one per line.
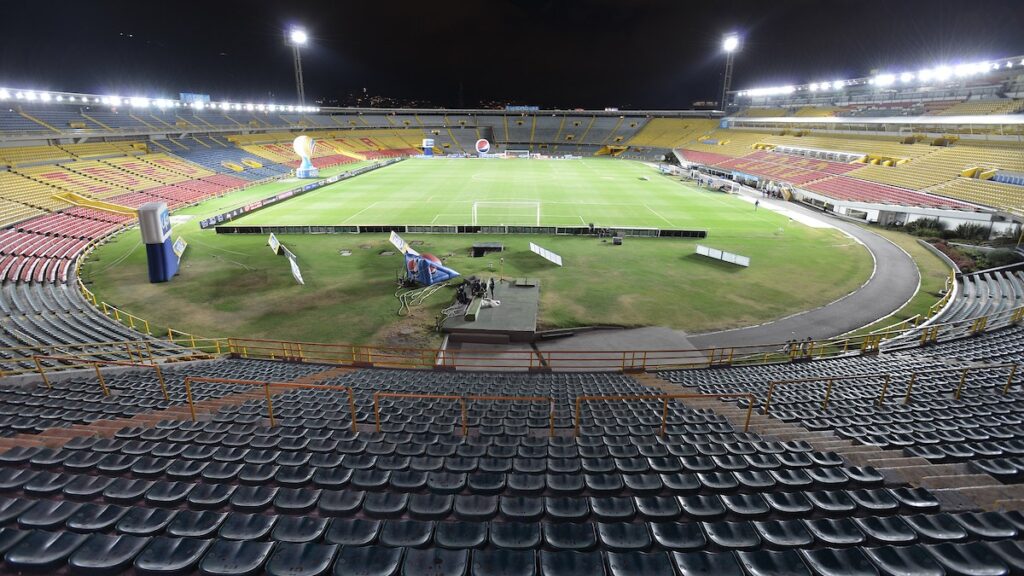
1, 0, 1022, 109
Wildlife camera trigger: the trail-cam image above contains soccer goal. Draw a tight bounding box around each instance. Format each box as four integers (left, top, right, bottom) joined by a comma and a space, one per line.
505, 150, 531, 159
471, 201, 541, 226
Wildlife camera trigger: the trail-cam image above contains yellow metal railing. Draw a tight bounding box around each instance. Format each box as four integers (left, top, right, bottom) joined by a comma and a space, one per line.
182, 377, 356, 430
32, 355, 169, 400
574, 393, 755, 436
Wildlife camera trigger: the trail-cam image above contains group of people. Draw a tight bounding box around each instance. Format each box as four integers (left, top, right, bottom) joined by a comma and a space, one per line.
784, 337, 816, 357
455, 276, 496, 305
760, 187, 786, 200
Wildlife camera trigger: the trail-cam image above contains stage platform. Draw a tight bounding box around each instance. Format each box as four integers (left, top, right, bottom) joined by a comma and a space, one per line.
442, 279, 539, 343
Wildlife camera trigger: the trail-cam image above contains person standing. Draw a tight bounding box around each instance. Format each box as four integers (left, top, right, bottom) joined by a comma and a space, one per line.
488, 277, 496, 299
754, 200, 760, 211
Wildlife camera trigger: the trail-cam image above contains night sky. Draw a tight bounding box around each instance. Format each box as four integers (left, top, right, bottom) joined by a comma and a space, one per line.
1, 0, 1022, 109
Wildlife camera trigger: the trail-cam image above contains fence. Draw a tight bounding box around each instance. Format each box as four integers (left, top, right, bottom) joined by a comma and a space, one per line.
182, 377, 356, 430
31, 355, 168, 400
573, 393, 755, 436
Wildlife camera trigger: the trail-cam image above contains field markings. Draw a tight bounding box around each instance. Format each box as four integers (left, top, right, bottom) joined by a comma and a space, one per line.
643, 203, 675, 227
341, 202, 380, 224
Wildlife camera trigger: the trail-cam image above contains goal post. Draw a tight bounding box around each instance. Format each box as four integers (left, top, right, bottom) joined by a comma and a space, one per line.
471, 201, 541, 226
505, 150, 531, 158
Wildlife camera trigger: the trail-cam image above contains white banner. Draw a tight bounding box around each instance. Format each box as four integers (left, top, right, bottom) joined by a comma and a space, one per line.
529, 242, 563, 267
287, 253, 304, 285
696, 244, 750, 267
268, 233, 281, 255
389, 231, 418, 255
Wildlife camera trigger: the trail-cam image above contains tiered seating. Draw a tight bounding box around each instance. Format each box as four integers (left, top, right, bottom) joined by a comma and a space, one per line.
58, 142, 141, 159
931, 178, 1024, 214
0, 146, 74, 167
793, 107, 842, 117
933, 99, 1024, 116
850, 144, 1024, 191
64, 161, 163, 193
0, 110, 55, 134
625, 118, 719, 150
803, 177, 975, 209
102, 157, 193, 185
0, 356, 1019, 574
14, 166, 125, 200
28, 110, 105, 131
939, 268, 1024, 324
713, 151, 860, 185
658, 324, 1024, 476
0, 359, 321, 433
738, 108, 788, 117
678, 130, 769, 158
0, 172, 68, 216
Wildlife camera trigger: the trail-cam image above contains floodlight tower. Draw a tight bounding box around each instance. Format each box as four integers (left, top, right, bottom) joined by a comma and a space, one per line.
721, 33, 741, 111
287, 27, 309, 105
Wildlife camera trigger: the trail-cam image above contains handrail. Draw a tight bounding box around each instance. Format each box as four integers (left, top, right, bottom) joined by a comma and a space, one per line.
764, 374, 890, 415
182, 377, 356, 430
31, 355, 168, 400
574, 393, 755, 436
374, 392, 467, 435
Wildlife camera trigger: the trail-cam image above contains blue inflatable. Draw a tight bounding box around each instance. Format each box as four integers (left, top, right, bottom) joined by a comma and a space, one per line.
405, 252, 460, 286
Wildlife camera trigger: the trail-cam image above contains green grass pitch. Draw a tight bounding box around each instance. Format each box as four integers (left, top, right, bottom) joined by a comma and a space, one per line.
237, 158, 780, 231
81, 159, 873, 347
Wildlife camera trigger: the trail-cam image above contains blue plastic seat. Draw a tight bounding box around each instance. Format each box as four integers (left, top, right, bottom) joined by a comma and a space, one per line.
199, 539, 276, 576
18, 499, 81, 530
490, 521, 542, 550
134, 536, 212, 575
401, 548, 469, 576
219, 512, 278, 540
116, 507, 177, 536
544, 497, 589, 522
606, 551, 674, 576
324, 518, 381, 546
166, 510, 227, 539
799, 547, 879, 576
318, 490, 365, 516
272, 516, 330, 543
543, 522, 597, 551
5, 529, 89, 571
266, 542, 338, 576
435, 521, 488, 550
69, 533, 150, 576
380, 519, 434, 548
597, 522, 652, 552
333, 544, 403, 576
671, 550, 744, 576
472, 549, 536, 576
539, 550, 604, 576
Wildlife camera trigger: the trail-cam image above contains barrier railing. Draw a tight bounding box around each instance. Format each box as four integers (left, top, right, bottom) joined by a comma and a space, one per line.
0, 339, 161, 377
182, 377, 356, 430
899, 363, 1019, 404
98, 302, 152, 335
371, 393, 556, 436
31, 355, 169, 400
574, 393, 755, 436
168, 330, 228, 355
764, 374, 891, 415
760, 362, 1019, 415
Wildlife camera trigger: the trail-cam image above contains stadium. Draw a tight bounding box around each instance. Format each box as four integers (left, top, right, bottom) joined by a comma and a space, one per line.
0, 1, 1023, 574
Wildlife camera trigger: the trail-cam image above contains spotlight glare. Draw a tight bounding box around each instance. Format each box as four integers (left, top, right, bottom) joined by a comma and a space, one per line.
722, 34, 740, 53
900, 72, 914, 83
289, 28, 308, 46
0, 89, 10, 100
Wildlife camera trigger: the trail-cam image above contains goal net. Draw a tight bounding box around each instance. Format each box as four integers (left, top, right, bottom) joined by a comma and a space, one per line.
472, 201, 541, 226
505, 150, 531, 158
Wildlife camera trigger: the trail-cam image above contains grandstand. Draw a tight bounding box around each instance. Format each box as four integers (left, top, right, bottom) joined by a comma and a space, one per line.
0, 52, 1022, 573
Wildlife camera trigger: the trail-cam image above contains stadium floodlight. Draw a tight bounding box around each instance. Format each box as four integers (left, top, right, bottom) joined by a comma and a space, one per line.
0, 89, 8, 100
286, 26, 309, 105
24, 91, 37, 101
289, 28, 308, 46
55, 95, 63, 102
900, 72, 915, 83
130, 97, 149, 108
720, 33, 741, 110
39, 92, 51, 102
934, 66, 952, 81
874, 74, 895, 87
832, 81, 844, 90
722, 34, 740, 53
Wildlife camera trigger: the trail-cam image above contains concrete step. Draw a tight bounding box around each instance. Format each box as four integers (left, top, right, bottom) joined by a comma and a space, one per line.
918, 473, 997, 490
932, 485, 1024, 511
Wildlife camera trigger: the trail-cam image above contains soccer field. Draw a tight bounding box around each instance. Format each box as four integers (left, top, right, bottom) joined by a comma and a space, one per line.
236, 158, 778, 232
82, 157, 875, 347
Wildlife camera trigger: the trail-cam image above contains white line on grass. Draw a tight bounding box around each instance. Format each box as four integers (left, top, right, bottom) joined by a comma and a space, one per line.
341, 202, 380, 224
643, 203, 675, 227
